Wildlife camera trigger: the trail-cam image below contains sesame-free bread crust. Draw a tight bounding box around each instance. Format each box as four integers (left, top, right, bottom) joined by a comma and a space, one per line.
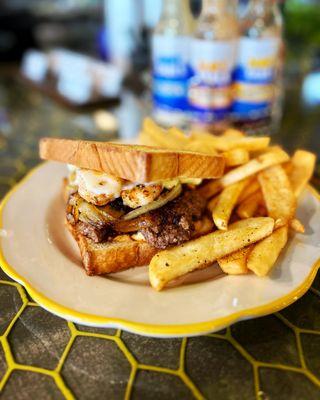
67, 221, 158, 275
40, 138, 225, 182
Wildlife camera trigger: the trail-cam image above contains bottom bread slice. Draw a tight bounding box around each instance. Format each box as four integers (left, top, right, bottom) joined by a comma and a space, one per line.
66, 221, 158, 275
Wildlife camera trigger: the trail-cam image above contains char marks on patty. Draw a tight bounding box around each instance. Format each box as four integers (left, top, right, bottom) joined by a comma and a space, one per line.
67, 189, 206, 249
138, 190, 206, 249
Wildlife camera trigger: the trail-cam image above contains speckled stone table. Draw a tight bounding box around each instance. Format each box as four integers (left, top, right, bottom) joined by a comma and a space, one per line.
0, 72, 319, 400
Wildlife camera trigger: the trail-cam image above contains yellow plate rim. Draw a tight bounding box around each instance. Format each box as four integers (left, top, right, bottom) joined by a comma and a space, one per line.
0, 162, 319, 337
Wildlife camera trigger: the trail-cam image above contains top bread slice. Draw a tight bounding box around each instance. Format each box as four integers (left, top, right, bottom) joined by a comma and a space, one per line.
40, 138, 225, 182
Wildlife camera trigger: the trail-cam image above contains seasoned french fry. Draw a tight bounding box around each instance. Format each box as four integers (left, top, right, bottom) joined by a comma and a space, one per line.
142, 118, 189, 149
199, 150, 288, 199
221, 149, 290, 187
223, 148, 250, 167
198, 179, 223, 199
149, 217, 275, 290
289, 150, 316, 198
212, 180, 248, 230
190, 132, 270, 151
258, 165, 296, 227
237, 191, 263, 219
218, 246, 253, 275
138, 130, 160, 147
290, 218, 305, 233
237, 178, 260, 203
255, 205, 268, 217
222, 128, 245, 138
207, 195, 219, 213
282, 161, 293, 175
247, 226, 288, 277
185, 140, 218, 154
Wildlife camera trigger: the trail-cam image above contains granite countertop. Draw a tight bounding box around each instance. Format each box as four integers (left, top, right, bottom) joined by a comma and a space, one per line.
0, 72, 319, 400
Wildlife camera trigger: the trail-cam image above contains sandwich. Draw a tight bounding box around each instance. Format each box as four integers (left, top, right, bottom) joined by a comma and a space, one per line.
39, 138, 225, 275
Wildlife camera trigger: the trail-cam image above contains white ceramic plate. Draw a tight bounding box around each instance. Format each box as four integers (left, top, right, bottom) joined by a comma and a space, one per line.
0, 161, 319, 337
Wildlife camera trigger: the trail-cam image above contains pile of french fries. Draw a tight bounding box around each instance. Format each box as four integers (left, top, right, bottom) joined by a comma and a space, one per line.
139, 118, 316, 291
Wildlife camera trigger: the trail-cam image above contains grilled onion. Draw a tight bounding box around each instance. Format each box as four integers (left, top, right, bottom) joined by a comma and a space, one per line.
122, 183, 182, 221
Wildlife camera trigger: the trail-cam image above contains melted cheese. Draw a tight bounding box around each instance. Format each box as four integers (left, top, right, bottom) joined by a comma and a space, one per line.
67, 165, 202, 198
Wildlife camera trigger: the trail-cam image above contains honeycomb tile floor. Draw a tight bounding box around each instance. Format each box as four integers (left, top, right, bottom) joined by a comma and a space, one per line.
0, 75, 320, 399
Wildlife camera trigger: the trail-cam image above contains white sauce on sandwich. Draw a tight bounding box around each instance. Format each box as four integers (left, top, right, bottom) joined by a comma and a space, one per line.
67, 165, 202, 203
77, 169, 123, 197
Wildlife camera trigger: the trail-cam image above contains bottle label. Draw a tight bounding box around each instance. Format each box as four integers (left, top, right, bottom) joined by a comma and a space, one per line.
188, 39, 237, 123
232, 37, 280, 120
152, 34, 190, 113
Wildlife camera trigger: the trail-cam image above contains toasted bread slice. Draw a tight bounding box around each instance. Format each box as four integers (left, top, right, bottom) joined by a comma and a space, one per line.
67, 215, 214, 276
40, 138, 225, 182
67, 221, 158, 275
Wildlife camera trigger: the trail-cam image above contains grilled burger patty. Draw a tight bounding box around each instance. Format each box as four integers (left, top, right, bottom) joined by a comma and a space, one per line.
67, 189, 206, 249
138, 190, 205, 249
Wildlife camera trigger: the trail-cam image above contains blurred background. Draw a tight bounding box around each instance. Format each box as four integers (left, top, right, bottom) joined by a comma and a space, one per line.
0, 0, 319, 162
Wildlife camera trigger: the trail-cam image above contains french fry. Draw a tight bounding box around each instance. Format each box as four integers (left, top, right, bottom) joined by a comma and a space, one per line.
221, 149, 290, 186
255, 205, 268, 217
290, 218, 305, 233
198, 179, 223, 199
142, 118, 189, 149
223, 148, 250, 167
222, 128, 245, 138
149, 217, 275, 290
251, 145, 284, 157
258, 165, 296, 227
207, 195, 219, 213
289, 150, 316, 198
218, 246, 253, 275
190, 132, 270, 151
138, 130, 160, 147
185, 140, 218, 155
237, 178, 260, 203
237, 191, 263, 219
282, 161, 293, 175
199, 150, 288, 199
247, 226, 288, 277
212, 180, 248, 230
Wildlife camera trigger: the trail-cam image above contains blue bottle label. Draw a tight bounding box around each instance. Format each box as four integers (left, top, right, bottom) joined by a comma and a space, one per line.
152, 35, 190, 115
232, 37, 280, 120
188, 39, 237, 123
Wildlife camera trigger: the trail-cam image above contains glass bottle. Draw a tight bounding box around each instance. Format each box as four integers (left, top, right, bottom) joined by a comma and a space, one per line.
232, 0, 283, 134
151, 0, 194, 127
188, 0, 238, 133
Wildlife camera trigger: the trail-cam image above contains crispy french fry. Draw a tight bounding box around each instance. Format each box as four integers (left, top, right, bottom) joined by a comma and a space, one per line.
247, 226, 288, 277
237, 178, 260, 203
185, 140, 218, 155
218, 246, 253, 275
221, 149, 290, 187
222, 128, 245, 138
138, 130, 160, 147
198, 180, 223, 199
237, 191, 263, 219
258, 165, 296, 227
290, 218, 305, 233
223, 148, 250, 167
255, 205, 268, 217
142, 118, 189, 149
199, 150, 288, 199
282, 161, 293, 175
212, 180, 248, 230
251, 145, 284, 157
190, 132, 270, 151
149, 217, 275, 291
207, 195, 219, 213
289, 150, 316, 198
